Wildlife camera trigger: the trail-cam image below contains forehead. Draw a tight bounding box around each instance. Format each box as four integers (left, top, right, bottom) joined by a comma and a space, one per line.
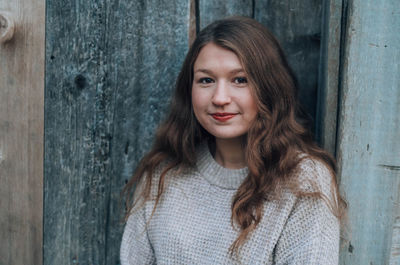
193, 43, 243, 72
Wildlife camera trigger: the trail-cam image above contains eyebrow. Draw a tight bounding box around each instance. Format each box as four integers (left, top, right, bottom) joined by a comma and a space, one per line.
194, 68, 245, 75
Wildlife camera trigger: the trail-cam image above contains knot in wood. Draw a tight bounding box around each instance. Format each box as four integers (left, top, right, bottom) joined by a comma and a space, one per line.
0, 11, 15, 44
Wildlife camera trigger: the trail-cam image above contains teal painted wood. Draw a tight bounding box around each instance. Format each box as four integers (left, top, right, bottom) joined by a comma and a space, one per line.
254, 1, 322, 130
316, 0, 342, 156
44, 0, 190, 264
336, 0, 400, 264
199, 0, 253, 30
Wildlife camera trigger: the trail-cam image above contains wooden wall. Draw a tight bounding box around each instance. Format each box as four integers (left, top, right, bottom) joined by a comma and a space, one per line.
2, 0, 398, 264
0, 0, 45, 264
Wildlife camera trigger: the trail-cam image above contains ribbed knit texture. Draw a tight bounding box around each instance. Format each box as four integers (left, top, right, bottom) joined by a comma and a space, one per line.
120, 142, 340, 264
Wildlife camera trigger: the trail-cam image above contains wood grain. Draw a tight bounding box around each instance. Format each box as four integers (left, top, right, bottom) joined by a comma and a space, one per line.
254, 0, 322, 129
0, 0, 45, 264
44, 0, 190, 264
315, 0, 343, 156
336, 0, 400, 264
199, 0, 253, 29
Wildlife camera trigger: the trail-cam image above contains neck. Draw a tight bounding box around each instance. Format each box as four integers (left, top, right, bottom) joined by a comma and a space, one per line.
213, 137, 246, 169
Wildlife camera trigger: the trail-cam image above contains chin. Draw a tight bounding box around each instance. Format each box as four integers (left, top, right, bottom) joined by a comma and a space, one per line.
207, 129, 248, 140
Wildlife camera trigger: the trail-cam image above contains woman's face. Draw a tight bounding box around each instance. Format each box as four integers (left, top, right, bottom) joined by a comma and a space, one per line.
192, 43, 258, 141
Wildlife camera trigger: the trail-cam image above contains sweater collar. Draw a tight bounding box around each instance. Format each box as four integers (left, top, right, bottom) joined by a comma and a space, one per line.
196, 141, 248, 190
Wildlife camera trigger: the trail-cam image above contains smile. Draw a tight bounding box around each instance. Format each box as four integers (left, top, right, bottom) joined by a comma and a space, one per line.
210, 112, 238, 122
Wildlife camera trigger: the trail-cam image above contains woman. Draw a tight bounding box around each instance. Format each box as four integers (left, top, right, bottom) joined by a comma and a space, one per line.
120, 16, 346, 264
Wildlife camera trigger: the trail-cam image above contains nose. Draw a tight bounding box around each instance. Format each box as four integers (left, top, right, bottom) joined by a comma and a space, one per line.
211, 80, 231, 106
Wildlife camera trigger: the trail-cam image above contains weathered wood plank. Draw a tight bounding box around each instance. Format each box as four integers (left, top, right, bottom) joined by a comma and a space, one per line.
199, 0, 253, 29
336, 0, 400, 264
254, 1, 322, 129
44, 0, 190, 264
0, 0, 45, 264
105, 1, 191, 264
316, 0, 342, 156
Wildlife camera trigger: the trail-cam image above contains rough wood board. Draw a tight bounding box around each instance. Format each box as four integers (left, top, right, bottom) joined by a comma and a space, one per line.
316, 0, 342, 156
199, 0, 253, 29
254, 0, 322, 129
336, 0, 400, 264
44, 0, 190, 264
0, 0, 45, 264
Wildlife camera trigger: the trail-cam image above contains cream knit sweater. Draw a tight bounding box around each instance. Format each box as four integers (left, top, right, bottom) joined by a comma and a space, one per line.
120, 142, 340, 264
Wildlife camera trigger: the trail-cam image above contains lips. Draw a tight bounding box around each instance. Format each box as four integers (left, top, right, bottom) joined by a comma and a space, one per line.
210, 112, 237, 122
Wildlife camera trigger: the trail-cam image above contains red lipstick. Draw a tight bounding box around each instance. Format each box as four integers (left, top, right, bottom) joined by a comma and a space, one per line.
211, 112, 237, 122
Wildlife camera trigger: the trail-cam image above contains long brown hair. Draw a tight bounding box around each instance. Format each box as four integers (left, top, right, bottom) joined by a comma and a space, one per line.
122, 16, 347, 255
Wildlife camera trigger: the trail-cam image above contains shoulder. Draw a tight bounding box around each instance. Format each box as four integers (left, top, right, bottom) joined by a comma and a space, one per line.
281, 155, 341, 224
272, 157, 341, 264
293, 155, 336, 199
141, 159, 197, 201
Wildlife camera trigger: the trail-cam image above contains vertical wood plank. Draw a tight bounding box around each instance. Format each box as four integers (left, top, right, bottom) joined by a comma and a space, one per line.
0, 0, 45, 264
44, 0, 191, 264
199, 0, 253, 30
316, 0, 343, 155
336, 0, 400, 264
254, 1, 322, 128
189, 0, 199, 45
105, 1, 191, 264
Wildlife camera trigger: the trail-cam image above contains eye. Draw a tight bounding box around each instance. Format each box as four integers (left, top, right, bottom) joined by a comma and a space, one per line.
198, 77, 214, 84
234, 77, 247, 84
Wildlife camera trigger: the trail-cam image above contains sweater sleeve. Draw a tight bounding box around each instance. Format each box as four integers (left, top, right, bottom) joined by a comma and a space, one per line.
273, 160, 340, 265
120, 202, 155, 265
120, 178, 156, 265
120, 204, 156, 265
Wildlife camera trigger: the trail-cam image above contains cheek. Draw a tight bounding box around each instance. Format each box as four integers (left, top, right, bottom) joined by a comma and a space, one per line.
248, 98, 258, 118
191, 88, 199, 113
191, 88, 199, 109
240, 93, 258, 120
191, 87, 208, 113
191, 87, 205, 121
